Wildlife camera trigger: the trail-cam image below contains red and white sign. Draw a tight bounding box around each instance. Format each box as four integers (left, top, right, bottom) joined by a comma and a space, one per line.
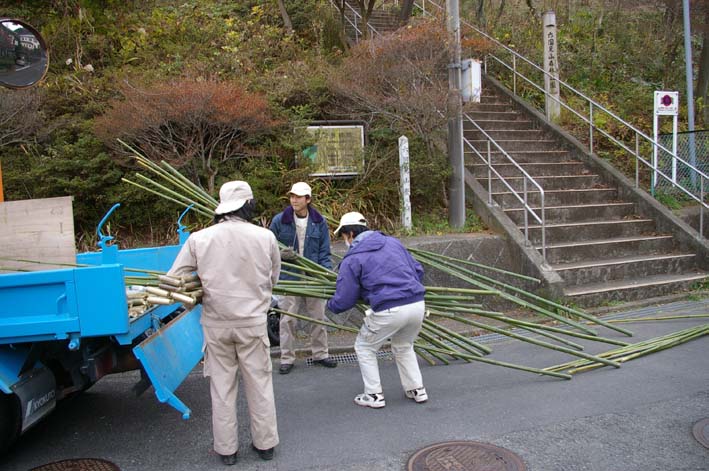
654, 91, 679, 116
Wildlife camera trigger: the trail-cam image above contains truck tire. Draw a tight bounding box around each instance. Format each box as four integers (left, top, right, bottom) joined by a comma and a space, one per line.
267, 312, 280, 346
0, 393, 21, 455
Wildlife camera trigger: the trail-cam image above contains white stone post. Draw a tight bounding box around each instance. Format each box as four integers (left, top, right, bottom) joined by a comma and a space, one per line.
399, 136, 412, 230
543, 11, 561, 122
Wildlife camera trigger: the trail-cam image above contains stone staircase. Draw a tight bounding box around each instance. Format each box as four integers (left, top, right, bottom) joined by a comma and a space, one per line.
338, 3, 401, 43
464, 84, 709, 307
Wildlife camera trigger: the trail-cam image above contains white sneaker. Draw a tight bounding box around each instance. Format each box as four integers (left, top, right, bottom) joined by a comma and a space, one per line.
405, 387, 428, 403
354, 392, 386, 409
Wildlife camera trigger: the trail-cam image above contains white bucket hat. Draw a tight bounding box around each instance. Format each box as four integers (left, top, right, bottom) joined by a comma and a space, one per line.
214, 181, 253, 215
288, 182, 312, 197
334, 211, 368, 236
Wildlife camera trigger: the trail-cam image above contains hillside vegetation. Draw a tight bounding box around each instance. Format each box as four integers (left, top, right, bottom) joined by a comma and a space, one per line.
0, 0, 704, 247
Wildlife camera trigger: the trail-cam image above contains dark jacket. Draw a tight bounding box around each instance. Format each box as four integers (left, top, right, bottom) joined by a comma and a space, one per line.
326, 231, 425, 313
269, 206, 332, 281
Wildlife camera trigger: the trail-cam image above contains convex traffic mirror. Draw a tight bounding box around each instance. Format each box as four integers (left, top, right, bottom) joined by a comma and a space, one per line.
0, 19, 48, 89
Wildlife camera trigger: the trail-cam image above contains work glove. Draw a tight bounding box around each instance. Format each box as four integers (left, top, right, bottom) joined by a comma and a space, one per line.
280, 247, 297, 262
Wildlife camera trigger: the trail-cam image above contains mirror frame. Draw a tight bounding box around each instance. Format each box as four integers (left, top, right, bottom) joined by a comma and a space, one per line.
0, 18, 49, 89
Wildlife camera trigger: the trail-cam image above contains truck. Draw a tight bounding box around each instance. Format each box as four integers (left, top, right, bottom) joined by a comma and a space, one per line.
0, 203, 205, 454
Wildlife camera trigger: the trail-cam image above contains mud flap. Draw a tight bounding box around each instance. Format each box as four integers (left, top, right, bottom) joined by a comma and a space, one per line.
132, 305, 203, 419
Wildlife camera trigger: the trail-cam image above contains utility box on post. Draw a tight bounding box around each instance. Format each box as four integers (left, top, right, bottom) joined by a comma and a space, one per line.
461, 59, 481, 103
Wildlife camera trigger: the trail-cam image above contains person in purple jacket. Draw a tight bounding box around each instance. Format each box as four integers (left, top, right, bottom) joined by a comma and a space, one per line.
326, 212, 428, 409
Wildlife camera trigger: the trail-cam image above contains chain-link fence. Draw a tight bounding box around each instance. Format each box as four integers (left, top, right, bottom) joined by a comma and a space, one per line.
656, 130, 709, 202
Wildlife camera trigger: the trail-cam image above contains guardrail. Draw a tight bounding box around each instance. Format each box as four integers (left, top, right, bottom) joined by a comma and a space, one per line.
464, 116, 547, 259
412, 0, 707, 239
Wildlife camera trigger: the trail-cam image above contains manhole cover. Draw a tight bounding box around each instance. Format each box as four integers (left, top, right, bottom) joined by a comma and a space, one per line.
30, 458, 121, 471
692, 418, 709, 449
408, 440, 526, 471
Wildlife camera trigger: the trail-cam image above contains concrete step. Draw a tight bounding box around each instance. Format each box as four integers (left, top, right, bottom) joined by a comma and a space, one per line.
477, 174, 603, 193
479, 174, 604, 192
538, 235, 676, 264
554, 253, 699, 286
505, 202, 636, 225
467, 103, 515, 112
466, 150, 571, 164
464, 129, 547, 141
469, 162, 588, 177
465, 119, 535, 130
524, 218, 657, 245
492, 187, 619, 207
468, 139, 562, 152
465, 110, 525, 121
564, 271, 709, 306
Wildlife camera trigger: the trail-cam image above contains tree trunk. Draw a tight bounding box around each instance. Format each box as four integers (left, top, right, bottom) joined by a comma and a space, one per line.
697, 5, 709, 126
276, 0, 293, 34
355, 0, 377, 40
399, 0, 415, 24
476, 0, 485, 23
493, 0, 506, 25
661, 0, 682, 87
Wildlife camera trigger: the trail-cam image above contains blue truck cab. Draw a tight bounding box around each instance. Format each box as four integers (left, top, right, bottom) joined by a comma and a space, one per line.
0, 205, 204, 454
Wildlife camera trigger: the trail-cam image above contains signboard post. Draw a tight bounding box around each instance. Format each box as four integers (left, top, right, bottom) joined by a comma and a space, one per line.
653, 91, 679, 192
398, 136, 412, 230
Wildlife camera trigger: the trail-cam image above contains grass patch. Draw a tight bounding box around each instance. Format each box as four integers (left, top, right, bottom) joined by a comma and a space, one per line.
395, 210, 486, 237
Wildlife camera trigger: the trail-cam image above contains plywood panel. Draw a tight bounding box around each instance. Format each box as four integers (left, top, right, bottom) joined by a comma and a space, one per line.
0, 196, 76, 273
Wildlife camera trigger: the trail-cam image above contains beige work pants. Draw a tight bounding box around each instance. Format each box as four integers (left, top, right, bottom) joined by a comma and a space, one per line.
278, 295, 329, 364
202, 324, 279, 456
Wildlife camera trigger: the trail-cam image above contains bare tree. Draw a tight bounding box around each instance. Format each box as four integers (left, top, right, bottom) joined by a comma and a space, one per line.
0, 89, 44, 147
333, 0, 377, 40
330, 20, 450, 164
353, 0, 377, 39
94, 79, 276, 193
399, 0, 416, 24
696, 0, 709, 125
276, 0, 294, 34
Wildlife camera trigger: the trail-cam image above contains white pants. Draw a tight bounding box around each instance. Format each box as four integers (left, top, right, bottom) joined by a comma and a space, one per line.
354, 301, 425, 394
203, 324, 279, 455
279, 296, 329, 364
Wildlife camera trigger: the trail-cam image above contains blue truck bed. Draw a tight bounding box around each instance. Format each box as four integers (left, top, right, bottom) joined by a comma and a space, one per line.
0, 240, 204, 453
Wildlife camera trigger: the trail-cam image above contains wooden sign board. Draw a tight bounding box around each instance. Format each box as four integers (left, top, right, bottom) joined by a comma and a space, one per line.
0, 196, 76, 273
303, 125, 365, 177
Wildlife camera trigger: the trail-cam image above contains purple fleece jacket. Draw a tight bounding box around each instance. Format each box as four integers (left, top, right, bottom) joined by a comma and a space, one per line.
326, 231, 425, 313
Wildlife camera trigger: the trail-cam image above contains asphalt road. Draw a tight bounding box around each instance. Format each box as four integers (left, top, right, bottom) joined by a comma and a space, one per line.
2, 299, 708, 471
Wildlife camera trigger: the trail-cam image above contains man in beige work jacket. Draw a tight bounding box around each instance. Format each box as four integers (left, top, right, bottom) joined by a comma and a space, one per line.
168, 180, 280, 466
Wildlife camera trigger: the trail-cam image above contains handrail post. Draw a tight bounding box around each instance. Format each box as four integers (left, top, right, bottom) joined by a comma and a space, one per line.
354, 14, 359, 41
589, 101, 594, 153
523, 178, 529, 244
701, 177, 705, 239
487, 140, 492, 205
540, 191, 546, 262
635, 132, 640, 188
512, 54, 517, 95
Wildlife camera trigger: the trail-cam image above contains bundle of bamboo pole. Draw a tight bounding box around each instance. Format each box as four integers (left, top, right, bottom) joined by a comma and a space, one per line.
120, 148, 649, 379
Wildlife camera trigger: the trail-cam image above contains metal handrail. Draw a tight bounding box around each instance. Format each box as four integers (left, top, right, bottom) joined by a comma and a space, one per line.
329, 0, 380, 41
331, 0, 548, 258
464, 116, 546, 260
413, 0, 707, 239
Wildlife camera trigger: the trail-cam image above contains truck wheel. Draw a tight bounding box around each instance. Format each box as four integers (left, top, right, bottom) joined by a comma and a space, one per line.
0, 393, 21, 455
267, 312, 280, 346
